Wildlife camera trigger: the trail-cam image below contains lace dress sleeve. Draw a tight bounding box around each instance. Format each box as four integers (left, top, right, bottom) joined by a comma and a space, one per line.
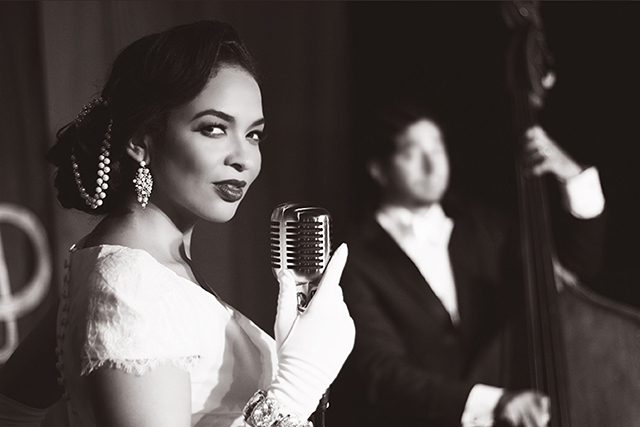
75, 248, 202, 376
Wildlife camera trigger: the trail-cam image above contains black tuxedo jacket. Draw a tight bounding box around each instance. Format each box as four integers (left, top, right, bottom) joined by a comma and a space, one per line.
327, 197, 605, 427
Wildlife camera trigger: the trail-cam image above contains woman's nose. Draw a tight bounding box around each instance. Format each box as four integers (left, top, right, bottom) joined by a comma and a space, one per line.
224, 136, 258, 172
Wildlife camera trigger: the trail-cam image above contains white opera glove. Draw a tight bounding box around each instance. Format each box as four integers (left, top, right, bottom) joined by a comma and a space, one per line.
269, 243, 356, 419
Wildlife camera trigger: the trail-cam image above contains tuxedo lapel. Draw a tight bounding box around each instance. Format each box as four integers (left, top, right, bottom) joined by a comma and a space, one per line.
363, 218, 455, 330
448, 222, 472, 330
448, 210, 490, 346
443, 195, 477, 331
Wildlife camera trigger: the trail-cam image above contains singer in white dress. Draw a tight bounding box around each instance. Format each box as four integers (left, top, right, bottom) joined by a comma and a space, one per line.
58, 243, 276, 427
0, 20, 354, 427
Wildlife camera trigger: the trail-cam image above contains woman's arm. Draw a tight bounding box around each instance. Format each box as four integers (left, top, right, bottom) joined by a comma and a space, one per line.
87, 363, 192, 427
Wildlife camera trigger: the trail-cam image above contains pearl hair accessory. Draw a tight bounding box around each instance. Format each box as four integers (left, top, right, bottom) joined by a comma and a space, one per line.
71, 97, 112, 210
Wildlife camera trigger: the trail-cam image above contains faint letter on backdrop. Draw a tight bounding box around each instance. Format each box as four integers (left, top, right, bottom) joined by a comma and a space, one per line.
0, 203, 52, 362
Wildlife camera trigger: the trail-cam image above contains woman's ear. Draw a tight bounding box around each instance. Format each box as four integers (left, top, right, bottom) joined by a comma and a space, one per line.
367, 159, 387, 188
126, 134, 152, 165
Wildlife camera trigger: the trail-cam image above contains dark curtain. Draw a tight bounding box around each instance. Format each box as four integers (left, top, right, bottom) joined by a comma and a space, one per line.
347, 1, 640, 307
0, 1, 57, 365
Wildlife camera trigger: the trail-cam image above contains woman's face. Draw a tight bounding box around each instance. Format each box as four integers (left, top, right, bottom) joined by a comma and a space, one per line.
382, 119, 450, 207
149, 66, 264, 224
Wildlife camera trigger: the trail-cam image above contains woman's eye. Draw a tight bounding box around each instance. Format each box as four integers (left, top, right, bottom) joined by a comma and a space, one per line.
199, 124, 226, 137
247, 130, 266, 144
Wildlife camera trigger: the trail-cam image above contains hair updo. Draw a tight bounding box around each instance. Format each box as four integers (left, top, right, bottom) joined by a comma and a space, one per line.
46, 20, 258, 214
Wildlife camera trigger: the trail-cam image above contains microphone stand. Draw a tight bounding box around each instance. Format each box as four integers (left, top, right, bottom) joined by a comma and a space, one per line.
310, 390, 329, 427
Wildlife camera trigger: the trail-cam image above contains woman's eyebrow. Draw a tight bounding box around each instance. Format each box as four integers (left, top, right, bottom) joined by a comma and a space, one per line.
251, 118, 266, 128
191, 110, 265, 128
191, 109, 234, 122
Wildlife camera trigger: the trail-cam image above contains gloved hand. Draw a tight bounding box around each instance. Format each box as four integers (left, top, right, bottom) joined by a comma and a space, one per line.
269, 243, 355, 419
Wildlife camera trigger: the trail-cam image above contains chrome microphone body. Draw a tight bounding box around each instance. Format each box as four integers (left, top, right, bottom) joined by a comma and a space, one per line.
270, 202, 332, 311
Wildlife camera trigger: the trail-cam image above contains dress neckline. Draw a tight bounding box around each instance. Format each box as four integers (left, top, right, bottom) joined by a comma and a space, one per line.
69, 240, 224, 303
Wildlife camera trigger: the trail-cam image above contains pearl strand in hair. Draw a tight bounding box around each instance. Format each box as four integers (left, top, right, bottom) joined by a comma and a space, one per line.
71, 98, 112, 210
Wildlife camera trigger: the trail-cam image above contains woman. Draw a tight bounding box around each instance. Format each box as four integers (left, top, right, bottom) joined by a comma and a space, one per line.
0, 20, 354, 427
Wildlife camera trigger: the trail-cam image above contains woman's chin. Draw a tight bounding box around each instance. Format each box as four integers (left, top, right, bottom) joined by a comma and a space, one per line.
200, 203, 240, 223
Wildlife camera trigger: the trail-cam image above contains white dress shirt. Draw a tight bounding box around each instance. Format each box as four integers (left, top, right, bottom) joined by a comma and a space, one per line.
376, 202, 459, 324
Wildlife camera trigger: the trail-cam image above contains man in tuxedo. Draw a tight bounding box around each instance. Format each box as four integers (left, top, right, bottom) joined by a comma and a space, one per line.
328, 103, 605, 427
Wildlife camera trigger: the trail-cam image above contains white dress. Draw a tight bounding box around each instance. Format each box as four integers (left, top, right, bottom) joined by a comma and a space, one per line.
55, 243, 278, 427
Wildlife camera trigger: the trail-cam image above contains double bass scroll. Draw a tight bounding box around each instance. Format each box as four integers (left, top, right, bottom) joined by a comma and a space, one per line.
502, 2, 640, 426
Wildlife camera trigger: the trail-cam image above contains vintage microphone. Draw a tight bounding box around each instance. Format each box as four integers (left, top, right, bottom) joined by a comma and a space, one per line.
270, 202, 333, 312
270, 202, 333, 427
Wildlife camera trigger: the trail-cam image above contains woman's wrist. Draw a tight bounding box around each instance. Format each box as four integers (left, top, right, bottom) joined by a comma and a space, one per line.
243, 390, 312, 427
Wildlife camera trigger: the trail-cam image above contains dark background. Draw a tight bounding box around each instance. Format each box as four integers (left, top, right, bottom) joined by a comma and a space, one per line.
345, 1, 639, 307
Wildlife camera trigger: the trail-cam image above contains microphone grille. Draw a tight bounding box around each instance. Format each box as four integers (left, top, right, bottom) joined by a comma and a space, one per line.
270, 202, 332, 283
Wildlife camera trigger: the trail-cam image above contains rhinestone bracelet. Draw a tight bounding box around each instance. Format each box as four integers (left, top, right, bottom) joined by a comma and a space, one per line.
243, 390, 312, 427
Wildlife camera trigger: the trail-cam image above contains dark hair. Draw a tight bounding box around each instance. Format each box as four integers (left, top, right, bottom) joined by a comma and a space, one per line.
365, 101, 443, 166
46, 20, 258, 214
351, 101, 446, 215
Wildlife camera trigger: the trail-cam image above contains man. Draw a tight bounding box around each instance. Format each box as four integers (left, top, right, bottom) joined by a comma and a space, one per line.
328, 103, 605, 427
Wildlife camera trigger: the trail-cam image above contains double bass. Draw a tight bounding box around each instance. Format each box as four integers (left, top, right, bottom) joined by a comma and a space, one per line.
502, 2, 640, 425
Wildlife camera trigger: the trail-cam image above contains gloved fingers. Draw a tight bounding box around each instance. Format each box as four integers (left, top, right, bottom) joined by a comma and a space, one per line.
270, 247, 355, 419
306, 243, 348, 311
275, 269, 299, 347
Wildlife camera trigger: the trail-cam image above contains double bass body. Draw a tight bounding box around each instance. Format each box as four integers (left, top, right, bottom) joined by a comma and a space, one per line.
503, 2, 640, 425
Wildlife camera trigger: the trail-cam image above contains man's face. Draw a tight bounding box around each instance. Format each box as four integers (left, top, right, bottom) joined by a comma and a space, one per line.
381, 119, 450, 207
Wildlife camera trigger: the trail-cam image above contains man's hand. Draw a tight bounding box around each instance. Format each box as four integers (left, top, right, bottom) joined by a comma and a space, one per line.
524, 125, 583, 181
494, 390, 550, 427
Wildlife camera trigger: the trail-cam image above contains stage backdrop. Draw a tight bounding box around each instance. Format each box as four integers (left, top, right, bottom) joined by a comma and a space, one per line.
0, 1, 56, 367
